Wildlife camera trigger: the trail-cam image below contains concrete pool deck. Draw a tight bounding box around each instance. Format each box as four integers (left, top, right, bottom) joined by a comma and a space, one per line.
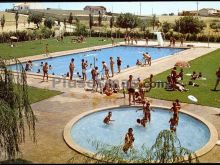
9, 40, 220, 163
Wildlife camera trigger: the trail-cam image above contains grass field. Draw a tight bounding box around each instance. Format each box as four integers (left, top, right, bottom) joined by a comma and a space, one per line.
27, 86, 62, 104
146, 49, 220, 108
0, 37, 123, 59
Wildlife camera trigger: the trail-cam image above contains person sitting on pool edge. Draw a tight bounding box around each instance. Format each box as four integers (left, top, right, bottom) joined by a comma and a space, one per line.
136, 59, 142, 66
123, 128, 135, 153
103, 111, 114, 124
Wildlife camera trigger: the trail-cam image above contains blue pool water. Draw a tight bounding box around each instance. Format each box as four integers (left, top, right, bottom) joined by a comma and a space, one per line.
71, 107, 210, 154
10, 46, 186, 80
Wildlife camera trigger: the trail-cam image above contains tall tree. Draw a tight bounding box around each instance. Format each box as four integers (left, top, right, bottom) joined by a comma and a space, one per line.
63, 18, 67, 30
1, 14, 5, 31
68, 12, 73, 32
27, 15, 31, 27
109, 16, 114, 36
89, 14, 94, 37
152, 14, 156, 30
15, 11, 19, 31
0, 58, 36, 160
98, 11, 103, 27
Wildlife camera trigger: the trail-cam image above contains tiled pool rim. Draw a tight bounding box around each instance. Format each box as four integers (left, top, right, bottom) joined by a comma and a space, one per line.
8, 44, 190, 82
63, 105, 218, 162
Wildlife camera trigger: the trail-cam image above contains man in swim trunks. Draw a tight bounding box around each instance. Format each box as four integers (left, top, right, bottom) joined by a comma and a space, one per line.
69, 58, 75, 80
137, 77, 145, 101
213, 67, 220, 91
102, 61, 110, 79
123, 128, 135, 153
81, 59, 88, 81
169, 117, 178, 132
117, 57, 122, 73
43, 62, 49, 82
103, 111, 114, 124
171, 67, 177, 84
143, 52, 151, 66
137, 117, 148, 127
127, 75, 135, 106
110, 57, 115, 77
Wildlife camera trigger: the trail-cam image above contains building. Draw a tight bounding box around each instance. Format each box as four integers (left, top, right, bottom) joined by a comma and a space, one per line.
178, 10, 197, 16
13, 3, 30, 10
13, 2, 43, 11
84, 6, 106, 15
199, 8, 218, 16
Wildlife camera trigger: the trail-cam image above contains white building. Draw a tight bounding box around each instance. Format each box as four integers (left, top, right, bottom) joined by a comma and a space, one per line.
84, 6, 106, 15
13, 2, 43, 11
199, 8, 218, 16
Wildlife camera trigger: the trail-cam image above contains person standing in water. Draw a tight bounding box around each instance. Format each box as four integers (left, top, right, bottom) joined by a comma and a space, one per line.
103, 111, 115, 124
110, 57, 115, 77
123, 128, 135, 153
69, 58, 75, 81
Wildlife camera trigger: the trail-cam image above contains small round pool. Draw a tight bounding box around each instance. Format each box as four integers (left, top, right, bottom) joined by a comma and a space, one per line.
64, 106, 218, 159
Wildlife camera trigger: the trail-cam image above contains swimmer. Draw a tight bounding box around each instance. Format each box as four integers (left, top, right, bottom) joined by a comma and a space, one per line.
37, 69, 41, 73
136, 59, 142, 66
49, 65, 52, 70
123, 128, 135, 153
103, 112, 114, 124
137, 117, 147, 127
169, 117, 178, 132
40, 62, 44, 67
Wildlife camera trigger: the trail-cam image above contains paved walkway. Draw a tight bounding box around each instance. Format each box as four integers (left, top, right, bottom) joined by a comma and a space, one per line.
11, 40, 220, 163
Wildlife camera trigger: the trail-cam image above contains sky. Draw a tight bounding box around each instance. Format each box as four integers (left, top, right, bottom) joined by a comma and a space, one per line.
1, 1, 220, 16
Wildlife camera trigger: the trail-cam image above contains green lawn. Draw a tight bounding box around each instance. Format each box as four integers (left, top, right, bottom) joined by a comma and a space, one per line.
146, 49, 220, 108
27, 86, 62, 104
0, 37, 123, 59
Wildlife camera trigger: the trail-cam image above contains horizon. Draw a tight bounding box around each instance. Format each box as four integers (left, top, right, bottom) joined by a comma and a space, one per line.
0, 1, 220, 16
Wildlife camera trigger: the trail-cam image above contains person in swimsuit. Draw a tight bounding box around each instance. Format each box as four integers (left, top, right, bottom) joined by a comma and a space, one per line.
213, 67, 220, 91
117, 57, 122, 73
127, 75, 135, 106
102, 61, 110, 79
143, 52, 152, 66
103, 111, 114, 124
143, 101, 153, 122
169, 117, 178, 132
137, 77, 145, 101
43, 62, 49, 82
123, 128, 135, 153
171, 67, 177, 85
145, 36, 149, 45
69, 58, 75, 80
81, 59, 87, 81
178, 68, 184, 80
110, 57, 115, 77
137, 116, 148, 127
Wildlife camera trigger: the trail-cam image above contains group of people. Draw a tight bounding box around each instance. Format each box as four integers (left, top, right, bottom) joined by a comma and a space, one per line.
102, 98, 181, 153
124, 34, 139, 45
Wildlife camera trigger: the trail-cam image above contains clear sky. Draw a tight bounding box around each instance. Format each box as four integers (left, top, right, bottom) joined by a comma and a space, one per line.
1, 1, 220, 16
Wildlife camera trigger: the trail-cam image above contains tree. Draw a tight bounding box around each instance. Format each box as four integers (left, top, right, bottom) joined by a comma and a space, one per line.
162, 21, 174, 33
98, 12, 103, 27
75, 23, 88, 36
110, 16, 114, 36
1, 14, 5, 31
15, 11, 19, 31
152, 14, 156, 30
0, 58, 36, 160
63, 18, 67, 30
68, 12, 73, 25
44, 17, 55, 29
75, 17, 80, 24
27, 15, 31, 27
174, 16, 206, 34
116, 13, 140, 33
29, 13, 43, 28
89, 14, 94, 37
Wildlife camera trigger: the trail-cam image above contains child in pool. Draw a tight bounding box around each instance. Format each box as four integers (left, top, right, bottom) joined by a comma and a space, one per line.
103, 111, 114, 124
123, 128, 135, 153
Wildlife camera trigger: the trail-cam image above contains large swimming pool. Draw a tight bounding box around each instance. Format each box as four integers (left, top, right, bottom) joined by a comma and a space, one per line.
69, 107, 210, 156
10, 46, 186, 80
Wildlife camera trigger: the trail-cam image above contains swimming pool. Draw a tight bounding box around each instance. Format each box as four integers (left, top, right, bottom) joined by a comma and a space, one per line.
66, 106, 211, 157
10, 46, 186, 80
